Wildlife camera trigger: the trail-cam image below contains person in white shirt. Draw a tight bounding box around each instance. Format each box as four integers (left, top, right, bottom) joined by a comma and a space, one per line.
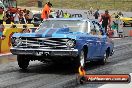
13, 11, 19, 24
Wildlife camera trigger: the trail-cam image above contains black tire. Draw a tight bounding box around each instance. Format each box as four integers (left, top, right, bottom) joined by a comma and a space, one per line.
77, 76, 87, 84
17, 55, 30, 70
99, 51, 109, 65
74, 50, 86, 70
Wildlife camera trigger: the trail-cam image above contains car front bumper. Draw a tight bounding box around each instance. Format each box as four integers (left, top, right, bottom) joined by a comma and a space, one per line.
10, 48, 78, 57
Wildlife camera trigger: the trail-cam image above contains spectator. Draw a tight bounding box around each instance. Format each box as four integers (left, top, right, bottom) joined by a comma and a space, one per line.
91, 28, 97, 35
25, 12, 29, 23
93, 9, 100, 19
19, 11, 26, 24
27, 10, 33, 23
10, 12, 14, 23
22, 25, 30, 33
0, 7, 4, 24
118, 11, 123, 16
99, 10, 111, 33
89, 7, 93, 15
23, 9, 27, 15
41, 1, 52, 20
13, 11, 20, 24
0, 24, 5, 39
5, 10, 12, 24
56, 10, 60, 18
64, 11, 70, 18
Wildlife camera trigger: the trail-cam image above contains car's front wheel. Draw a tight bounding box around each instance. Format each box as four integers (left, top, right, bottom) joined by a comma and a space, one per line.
99, 51, 109, 65
74, 50, 86, 70
79, 50, 85, 67
17, 55, 30, 70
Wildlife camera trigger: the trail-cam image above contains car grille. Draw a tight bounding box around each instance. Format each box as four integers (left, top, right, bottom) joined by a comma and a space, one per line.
18, 37, 68, 49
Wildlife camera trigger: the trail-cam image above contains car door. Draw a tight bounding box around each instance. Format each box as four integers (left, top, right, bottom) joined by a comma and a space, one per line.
92, 21, 103, 57
93, 21, 107, 57
100, 35, 107, 56
87, 21, 99, 59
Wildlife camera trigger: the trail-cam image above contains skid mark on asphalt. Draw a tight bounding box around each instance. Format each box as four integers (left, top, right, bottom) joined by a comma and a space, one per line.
53, 50, 132, 88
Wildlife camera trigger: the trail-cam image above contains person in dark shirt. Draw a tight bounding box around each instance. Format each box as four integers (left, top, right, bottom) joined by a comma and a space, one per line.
99, 10, 111, 33
19, 11, 26, 24
93, 9, 99, 19
5, 11, 12, 24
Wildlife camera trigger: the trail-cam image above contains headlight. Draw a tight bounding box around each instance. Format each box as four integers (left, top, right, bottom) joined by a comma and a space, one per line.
66, 40, 75, 48
12, 38, 22, 46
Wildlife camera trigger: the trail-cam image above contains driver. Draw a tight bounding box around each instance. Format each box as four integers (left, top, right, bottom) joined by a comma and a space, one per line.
91, 28, 97, 35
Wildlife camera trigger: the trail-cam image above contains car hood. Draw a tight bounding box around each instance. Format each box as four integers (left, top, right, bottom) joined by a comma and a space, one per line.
12, 28, 85, 39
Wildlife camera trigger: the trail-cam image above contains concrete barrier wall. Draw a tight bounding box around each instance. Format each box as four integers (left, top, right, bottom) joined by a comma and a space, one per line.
4, 24, 34, 28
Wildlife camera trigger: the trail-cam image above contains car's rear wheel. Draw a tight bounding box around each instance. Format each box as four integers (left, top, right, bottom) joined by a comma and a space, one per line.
17, 55, 30, 70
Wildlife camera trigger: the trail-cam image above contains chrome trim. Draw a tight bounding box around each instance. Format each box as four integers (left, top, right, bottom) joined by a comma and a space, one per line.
10, 47, 78, 57
11, 47, 78, 51
16, 38, 69, 49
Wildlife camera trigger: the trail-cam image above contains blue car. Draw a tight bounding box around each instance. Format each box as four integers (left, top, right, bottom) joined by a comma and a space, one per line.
10, 18, 114, 69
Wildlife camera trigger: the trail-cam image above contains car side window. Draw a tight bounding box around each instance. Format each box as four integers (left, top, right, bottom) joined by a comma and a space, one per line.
90, 22, 97, 35
90, 21, 104, 36
94, 22, 104, 36
79, 21, 88, 33
94, 23, 101, 35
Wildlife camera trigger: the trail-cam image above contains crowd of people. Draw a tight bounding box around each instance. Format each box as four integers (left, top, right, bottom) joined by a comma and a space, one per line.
0, 7, 33, 24
0, 7, 34, 39
0, 1, 125, 39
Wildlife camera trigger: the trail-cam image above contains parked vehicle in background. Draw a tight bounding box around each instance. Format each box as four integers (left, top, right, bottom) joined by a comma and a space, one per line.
120, 16, 132, 27
10, 18, 114, 70
111, 13, 132, 27
31, 13, 42, 27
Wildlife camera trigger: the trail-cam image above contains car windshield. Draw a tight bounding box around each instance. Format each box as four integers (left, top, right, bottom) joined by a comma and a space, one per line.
36, 20, 88, 33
